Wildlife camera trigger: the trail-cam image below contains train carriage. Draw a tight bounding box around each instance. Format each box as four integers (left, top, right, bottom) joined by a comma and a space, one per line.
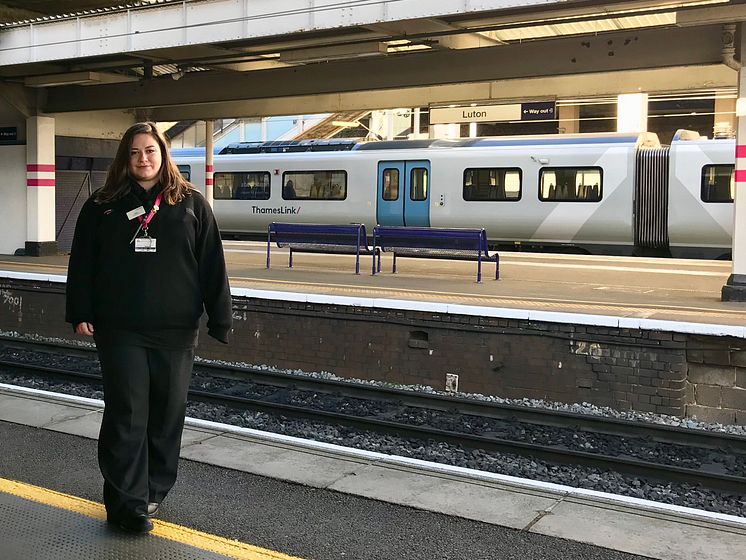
173, 131, 735, 259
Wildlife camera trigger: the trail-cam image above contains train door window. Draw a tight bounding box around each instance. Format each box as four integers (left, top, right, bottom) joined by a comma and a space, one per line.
410, 168, 428, 201
701, 165, 734, 203
382, 168, 399, 201
539, 167, 602, 202
214, 171, 271, 200
283, 170, 347, 200
463, 168, 522, 201
177, 165, 191, 181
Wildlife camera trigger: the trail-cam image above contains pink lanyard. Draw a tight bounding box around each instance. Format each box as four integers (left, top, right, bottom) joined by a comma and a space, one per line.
137, 193, 162, 234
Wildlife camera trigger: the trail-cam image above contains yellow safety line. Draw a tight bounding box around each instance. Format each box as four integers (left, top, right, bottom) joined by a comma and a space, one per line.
0, 477, 304, 560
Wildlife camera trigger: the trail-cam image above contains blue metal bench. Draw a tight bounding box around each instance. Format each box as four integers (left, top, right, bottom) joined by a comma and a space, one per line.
372, 226, 499, 282
267, 222, 375, 274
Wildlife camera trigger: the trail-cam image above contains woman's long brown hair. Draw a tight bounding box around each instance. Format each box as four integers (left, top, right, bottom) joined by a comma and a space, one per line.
94, 122, 193, 205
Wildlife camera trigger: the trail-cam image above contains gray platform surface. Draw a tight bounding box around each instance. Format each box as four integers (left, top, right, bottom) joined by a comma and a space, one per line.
2, 386, 746, 560
0, 492, 235, 560
1, 242, 744, 327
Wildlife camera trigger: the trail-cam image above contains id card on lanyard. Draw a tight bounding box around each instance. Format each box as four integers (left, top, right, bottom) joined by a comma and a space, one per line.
129, 192, 162, 253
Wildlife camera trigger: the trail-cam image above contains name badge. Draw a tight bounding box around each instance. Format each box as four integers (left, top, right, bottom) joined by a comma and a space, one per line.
127, 206, 146, 220
134, 237, 157, 253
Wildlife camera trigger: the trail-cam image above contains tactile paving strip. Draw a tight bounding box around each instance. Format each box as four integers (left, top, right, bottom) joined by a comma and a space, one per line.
0, 492, 233, 560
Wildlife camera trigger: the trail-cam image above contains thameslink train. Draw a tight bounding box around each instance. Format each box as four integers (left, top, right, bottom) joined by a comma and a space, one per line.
171, 130, 736, 259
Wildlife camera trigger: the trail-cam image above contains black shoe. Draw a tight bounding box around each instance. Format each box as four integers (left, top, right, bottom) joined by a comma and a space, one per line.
147, 502, 160, 517
108, 512, 153, 534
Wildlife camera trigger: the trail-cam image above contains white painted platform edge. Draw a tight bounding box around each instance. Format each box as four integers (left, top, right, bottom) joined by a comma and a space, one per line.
2, 271, 744, 338
1, 383, 743, 530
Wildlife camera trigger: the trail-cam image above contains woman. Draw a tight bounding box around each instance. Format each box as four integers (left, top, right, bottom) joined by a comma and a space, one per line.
65, 122, 232, 534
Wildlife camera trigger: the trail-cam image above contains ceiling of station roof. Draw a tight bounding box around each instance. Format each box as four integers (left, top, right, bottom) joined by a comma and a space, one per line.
0, 0, 739, 119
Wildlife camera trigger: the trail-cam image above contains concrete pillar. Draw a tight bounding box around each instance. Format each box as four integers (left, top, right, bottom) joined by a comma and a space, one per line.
617, 93, 648, 133
469, 122, 478, 138
413, 108, 421, 138
386, 110, 395, 140
25, 116, 57, 256
559, 104, 580, 134
204, 120, 214, 207
260, 118, 267, 142
714, 95, 736, 138
722, 69, 746, 300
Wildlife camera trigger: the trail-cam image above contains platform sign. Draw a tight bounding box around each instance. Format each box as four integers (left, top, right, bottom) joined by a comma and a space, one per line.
430, 102, 556, 124
429, 104, 521, 124
0, 127, 17, 144
520, 102, 556, 121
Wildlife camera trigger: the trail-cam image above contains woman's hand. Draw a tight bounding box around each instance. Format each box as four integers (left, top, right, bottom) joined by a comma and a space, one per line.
75, 322, 95, 336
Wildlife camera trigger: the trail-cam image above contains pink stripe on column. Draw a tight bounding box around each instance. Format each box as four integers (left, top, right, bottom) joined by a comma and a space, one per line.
27, 164, 55, 172
205, 178, 214, 185
205, 164, 214, 172
737, 145, 746, 158
27, 179, 55, 187
735, 169, 746, 183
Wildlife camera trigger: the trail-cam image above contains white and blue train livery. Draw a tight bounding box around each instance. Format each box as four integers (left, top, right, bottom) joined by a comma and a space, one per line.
172, 130, 735, 259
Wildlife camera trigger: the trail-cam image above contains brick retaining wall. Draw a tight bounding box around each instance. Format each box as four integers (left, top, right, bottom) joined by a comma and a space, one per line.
1, 277, 744, 423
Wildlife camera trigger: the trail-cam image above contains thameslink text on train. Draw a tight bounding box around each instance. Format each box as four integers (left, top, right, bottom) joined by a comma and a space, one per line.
252, 206, 301, 214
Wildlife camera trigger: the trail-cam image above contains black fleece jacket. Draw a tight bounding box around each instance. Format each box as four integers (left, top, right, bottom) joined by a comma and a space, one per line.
65, 183, 232, 344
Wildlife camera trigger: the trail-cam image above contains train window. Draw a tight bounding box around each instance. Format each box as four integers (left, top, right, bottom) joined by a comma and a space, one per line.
463, 168, 521, 201
539, 167, 602, 202
214, 171, 270, 200
282, 170, 347, 200
701, 165, 734, 203
410, 168, 428, 201
177, 165, 191, 181
382, 168, 399, 201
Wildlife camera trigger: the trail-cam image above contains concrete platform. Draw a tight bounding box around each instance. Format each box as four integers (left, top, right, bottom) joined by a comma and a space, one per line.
1, 241, 743, 330
1, 382, 745, 560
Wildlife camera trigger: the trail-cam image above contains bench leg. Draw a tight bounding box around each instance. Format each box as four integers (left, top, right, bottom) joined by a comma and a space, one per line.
377, 249, 381, 273
289, 249, 293, 268
392, 253, 397, 274
495, 254, 500, 280
477, 252, 482, 283
266, 231, 271, 269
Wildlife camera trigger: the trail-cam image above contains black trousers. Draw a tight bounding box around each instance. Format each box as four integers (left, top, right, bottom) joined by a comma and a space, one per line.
95, 341, 194, 518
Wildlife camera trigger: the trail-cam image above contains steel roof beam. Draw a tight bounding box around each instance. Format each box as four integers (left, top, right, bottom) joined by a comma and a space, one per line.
0, 0, 589, 67
43, 24, 729, 114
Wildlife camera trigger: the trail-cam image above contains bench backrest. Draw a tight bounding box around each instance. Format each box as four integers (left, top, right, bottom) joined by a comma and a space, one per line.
374, 226, 489, 254
269, 222, 368, 248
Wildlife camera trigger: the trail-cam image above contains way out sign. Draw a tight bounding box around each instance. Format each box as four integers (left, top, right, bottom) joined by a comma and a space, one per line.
429, 102, 556, 124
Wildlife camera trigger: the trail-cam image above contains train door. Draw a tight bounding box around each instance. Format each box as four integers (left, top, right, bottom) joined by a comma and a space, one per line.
376, 160, 431, 226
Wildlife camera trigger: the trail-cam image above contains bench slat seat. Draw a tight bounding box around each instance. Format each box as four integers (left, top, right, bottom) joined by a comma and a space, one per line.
267, 222, 375, 274
373, 226, 499, 282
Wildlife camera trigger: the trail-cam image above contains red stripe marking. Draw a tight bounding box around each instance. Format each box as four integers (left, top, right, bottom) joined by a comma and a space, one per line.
27, 179, 55, 186
205, 164, 214, 172
205, 178, 214, 185
26, 164, 55, 172
736, 169, 746, 183
737, 146, 746, 158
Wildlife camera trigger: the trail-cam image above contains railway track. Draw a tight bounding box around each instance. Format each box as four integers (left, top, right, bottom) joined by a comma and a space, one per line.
1, 336, 746, 495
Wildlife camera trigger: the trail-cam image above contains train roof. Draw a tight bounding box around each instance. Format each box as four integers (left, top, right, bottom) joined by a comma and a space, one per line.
219, 139, 357, 154
208, 132, 661, 155
170, 147, 222, 157
354, 133, 660, 150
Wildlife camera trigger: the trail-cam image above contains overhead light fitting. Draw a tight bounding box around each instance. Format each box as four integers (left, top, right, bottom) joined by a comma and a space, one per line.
24, 71, 137, 87
280, 42, 387, 64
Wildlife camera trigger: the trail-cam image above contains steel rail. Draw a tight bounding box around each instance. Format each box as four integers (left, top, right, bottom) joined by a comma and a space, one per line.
1, 355, 745, 494
1, 335, 744, 454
